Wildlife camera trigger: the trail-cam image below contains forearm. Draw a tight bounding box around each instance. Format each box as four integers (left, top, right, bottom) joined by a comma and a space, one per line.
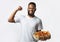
8, 6, 22, 23
8, 9, 18, 22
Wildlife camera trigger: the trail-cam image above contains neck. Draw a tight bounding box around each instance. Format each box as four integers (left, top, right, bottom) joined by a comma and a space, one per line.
28, 14, 35, 18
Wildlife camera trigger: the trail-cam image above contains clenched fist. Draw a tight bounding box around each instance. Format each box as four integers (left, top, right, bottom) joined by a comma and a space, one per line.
16, 6, 22, 11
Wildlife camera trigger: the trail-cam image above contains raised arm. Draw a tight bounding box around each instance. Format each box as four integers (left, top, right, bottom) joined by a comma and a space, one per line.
8, 6, 22, 23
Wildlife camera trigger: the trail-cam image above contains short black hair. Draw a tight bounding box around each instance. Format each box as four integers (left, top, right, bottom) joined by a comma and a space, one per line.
28, 2, 36, 8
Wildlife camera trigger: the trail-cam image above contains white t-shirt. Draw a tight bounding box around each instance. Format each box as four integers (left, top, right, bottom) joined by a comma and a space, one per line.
15, 15, 43, 42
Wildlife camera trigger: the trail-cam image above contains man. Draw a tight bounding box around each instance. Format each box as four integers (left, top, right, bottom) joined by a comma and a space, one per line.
8, 2, 43, 42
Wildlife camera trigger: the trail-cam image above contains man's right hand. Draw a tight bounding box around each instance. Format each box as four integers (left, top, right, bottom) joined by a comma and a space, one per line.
16, 6, 22, 11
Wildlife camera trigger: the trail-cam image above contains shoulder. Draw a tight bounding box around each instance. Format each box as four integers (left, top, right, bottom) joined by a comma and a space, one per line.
35, 16, 42, 23
20, 15, 25, 17
19, 15, 25, 19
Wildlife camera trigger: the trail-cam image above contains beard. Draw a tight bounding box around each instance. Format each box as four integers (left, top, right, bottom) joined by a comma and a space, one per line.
28, 11, 35, 17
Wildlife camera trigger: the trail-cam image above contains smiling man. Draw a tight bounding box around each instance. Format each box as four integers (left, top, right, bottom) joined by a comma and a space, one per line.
8, 2, 43, 42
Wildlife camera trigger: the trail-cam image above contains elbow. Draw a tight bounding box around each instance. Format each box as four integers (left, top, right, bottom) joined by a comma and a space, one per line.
8, 19, 12, 22
8, 19, 15, 23
8, 19, 11, 22
8, 19, 10, 22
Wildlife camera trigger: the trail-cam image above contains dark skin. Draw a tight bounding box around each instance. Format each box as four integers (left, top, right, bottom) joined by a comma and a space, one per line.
28, 4, 36, 18
8, 4, 41, 31
8, 4, 36, 22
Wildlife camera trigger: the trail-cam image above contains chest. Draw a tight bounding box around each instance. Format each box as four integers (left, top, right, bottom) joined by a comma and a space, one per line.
20, 18, 38, 28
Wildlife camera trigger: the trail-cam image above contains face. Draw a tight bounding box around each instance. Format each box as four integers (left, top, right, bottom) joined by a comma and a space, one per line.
28, 4, 36, 16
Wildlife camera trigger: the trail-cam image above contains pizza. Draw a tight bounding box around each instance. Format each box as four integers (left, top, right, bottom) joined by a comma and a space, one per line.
33, 30, 51, 41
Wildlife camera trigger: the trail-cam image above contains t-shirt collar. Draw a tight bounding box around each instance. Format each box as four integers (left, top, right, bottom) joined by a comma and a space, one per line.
26, 14, 36, 19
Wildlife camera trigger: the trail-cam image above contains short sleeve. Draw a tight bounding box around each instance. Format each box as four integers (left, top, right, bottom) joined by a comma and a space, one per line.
37, 19, 43, 30
14, 17, 20, 23
14, 15, 24, 23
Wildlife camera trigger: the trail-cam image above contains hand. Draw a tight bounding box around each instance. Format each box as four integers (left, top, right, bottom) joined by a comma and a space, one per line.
16, 6, 22, 11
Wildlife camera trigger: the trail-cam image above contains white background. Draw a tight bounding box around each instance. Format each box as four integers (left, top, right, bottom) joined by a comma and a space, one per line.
0, 0, 60, 42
